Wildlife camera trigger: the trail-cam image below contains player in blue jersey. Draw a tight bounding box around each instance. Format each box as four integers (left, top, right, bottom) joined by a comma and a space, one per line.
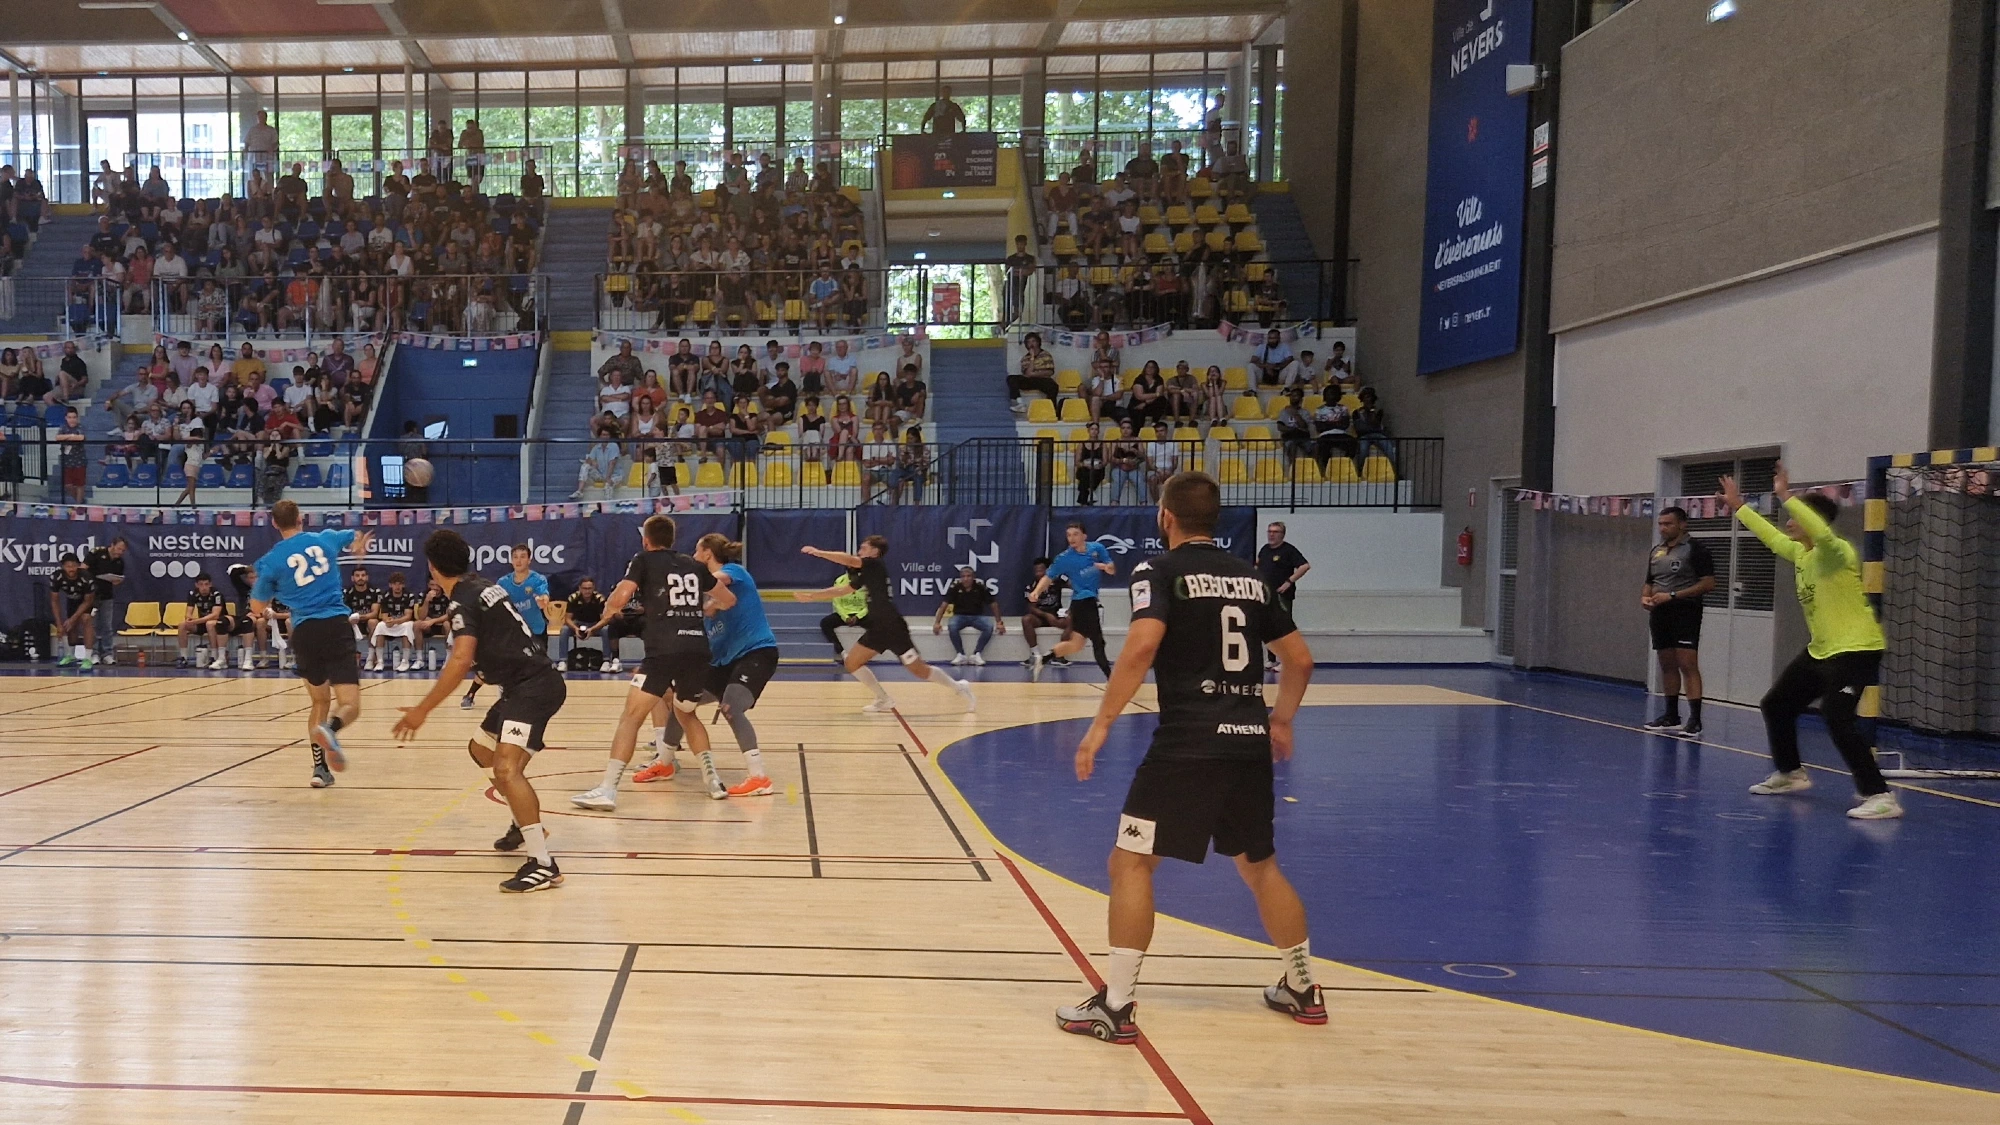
248, 500, 375, 788
641, 533, 779, 798
463, 543, 553, 710
1028, 521, 1117, 677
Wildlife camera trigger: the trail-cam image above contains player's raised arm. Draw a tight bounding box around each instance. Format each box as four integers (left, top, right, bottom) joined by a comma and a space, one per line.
801, 544, 863, 568
587, 578, 640, 634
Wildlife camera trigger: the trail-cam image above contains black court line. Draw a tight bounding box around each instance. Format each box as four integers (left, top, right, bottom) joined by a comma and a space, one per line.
1092, 681, 1157, 713
0, 742, 294, 864
797, 745, 821, 878
902, 747, 990, 881
563, 942, 639, 1125
1767, 970, 2000, 1075
0, 676, 201, 717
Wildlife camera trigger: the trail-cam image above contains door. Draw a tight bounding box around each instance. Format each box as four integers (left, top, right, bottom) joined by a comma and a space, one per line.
325, 109, 381, 189
1672, 455, 1780, 704
84, 112, 136, 183
725, 100, 781, 155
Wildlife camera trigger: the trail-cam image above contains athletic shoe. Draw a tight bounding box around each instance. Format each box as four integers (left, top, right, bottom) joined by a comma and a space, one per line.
1749, 769, 1812, 795
239, 647, 254, 671
78, 654, 94, 672
953, 678, 977, 712
950, 653, 967, 666
459, 690, 477, 710
1848, 792, 1904, 820
970, 653, 985, 666
727, 775, 774, 797
1642, 712, 1683, 731
862, 698, 896, 714
1028, 650, 1045, 681
55, 652, 74, 667
607, 658, 623, 674
208, 653, 227, 670
633, 759, 678, 783
310, 762, 335, 789
101, 652, 115, 666
499, 858, 563, 893
494, 823, 524, 851
313, 723, 347, 772
1678, 719, 1704, 738
1263, 978, 1328, 1025
1020, 653, 1038, 667
174, 655, 188, 668
830, 655, 846, 666
1056, 989, 1138, 1045
394, 654, 409, 673
1047, 656, 1071, 667
705, 773, 728, 800
570, 785, 618, 811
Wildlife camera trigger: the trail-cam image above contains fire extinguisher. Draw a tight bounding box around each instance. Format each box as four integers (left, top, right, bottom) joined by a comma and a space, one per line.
1457, 527, 1475, 567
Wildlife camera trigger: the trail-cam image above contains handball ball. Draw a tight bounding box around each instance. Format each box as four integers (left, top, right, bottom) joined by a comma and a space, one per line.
403, 458, 435, 487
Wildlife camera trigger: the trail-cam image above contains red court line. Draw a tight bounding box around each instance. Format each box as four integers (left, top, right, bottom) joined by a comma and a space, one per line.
892, 707, 929, 755
0, 1073, 1184, 1118
0, 746, 161, 798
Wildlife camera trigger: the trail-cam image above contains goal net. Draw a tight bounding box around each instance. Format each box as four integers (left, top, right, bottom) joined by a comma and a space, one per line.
1868, 448, 2000, 775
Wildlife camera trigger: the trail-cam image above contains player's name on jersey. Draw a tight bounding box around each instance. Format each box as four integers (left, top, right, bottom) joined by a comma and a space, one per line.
1177, 573, 1270, 602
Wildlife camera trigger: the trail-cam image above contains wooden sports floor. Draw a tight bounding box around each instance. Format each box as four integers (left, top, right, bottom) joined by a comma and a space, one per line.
1, 672, 1995, 1124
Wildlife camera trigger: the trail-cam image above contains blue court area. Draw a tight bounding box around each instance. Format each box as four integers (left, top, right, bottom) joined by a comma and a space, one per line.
939, 668, 2000, 1093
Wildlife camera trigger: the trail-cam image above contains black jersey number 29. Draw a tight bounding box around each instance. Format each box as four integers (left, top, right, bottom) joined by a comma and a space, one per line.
666, 572, 702, 608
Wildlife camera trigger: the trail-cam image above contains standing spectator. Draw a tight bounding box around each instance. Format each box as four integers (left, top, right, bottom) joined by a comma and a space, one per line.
427, 118, 455, 181
934, 566, 1003, 665
920, 86, 968, 135
84, 537, 128, 665
459, 118, 487, 190
1256, 522, 1311, 668
1004, 234, 1039, 326
56, 406, 88, 503
1008, 331, 1061, 414
243, 110, 279, 199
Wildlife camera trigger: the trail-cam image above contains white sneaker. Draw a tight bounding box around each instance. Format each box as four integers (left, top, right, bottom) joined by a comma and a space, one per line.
1749, 769, 1813, 795
101, 652, 116, 666
950, 654, 966, 666
862, 698, 896, 714
1848, 791, 1903, 820
969, 653, 985, 666
608, 658, 624, 674
208, 653, 227, 670
239, 647, 253, 671
394, 654, 410, 673
953, 679, 976, 712
570, 785, 618, 811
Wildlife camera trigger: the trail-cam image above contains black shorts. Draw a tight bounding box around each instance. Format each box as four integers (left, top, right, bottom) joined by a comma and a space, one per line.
291, 615, 360, 687
857, 612, 918, 660
1118, 755, 1275, 865
480, 670, 567, 753
634, 653, 710, 702
226, 613, 260, 636
1649, 599, 1704, 650
708, 646, 779, 704
1065, 597, 1104, 641
61, 598, 90, 622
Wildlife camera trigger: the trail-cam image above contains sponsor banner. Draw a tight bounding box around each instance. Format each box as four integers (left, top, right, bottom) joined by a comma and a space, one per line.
1047, 507, 1257, 589
1211, 321, 1323, 347
855, 505, 1042, 615
745, 510, 850, 589
889, 132, 999, 189
154, 332, 385, 367
1510, 484, 1860, 519
1417, 0, 1533, 374
393, 330, 540, 352
7, 338, 111, 360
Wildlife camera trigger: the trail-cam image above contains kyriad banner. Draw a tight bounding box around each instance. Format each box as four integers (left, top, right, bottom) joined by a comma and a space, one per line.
1048, 508, 1257, 589
1417, 0, 1534, 375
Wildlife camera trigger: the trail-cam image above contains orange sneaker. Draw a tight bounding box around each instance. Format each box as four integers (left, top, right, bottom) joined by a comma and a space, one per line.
633, 759, 678, 783
726, 775, 774, 797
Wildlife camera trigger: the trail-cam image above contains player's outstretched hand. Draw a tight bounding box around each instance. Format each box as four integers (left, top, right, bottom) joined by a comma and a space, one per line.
351, 530, 375, 557
1270, 715, 1295, 763
1075, 722, 1107, 781
1772, 461, 1790, 501
1718, 474, 1743, 513
391, 704, 429, 742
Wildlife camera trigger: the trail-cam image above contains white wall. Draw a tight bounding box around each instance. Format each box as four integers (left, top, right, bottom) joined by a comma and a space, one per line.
1551, 233, 1936, 494
1006, 327, 1357, 381
1253, 508, 1445, 591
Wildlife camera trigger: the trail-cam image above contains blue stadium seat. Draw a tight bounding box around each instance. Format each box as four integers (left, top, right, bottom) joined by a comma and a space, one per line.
138, 222, 158, 243
286, 248, 308, 268
298, 220, 320, 240
269, 378, 289, 393
325, 463, 347, 489
163, 466, 186, 488
305, 437, 333, 458
132, 462, 159, 487
98, 463, 128, 488
291, 463, 322, 489
226, 463, 255, 488
196, 462, 224, 488
43, 404, 66, 426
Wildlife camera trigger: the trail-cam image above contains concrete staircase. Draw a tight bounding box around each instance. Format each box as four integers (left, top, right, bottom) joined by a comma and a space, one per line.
0, 212, 101, 334
1250, 193, 1333, 321
927, 342, 1030, 504
526, 205, 614, 501
539, 205, 612, 335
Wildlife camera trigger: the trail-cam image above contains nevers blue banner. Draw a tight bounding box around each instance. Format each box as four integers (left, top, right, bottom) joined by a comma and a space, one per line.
1050, 508, 1257, 589
1417, 0, 1534, 375
856, 506, 1044, 615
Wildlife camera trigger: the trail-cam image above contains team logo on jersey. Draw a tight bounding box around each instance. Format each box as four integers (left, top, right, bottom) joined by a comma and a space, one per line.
1130, 579, 1151, 610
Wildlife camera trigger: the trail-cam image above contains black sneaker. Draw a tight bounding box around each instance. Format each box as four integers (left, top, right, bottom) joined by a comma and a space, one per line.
494, 823, 524, 851
1263, 977, 1328, 1024
310, 762, 334, 789
1056, 988, 1138, 1044
500, 858, 562, 893
1678, 719, 1704, 738
460, 690, 479, 710
1642, 712, 1683, 731
1047, 655, 1072, 667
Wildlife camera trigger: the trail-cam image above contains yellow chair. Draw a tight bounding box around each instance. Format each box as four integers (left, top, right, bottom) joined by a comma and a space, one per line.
1137, 204, 1162, 225
1231, 394, 1264, 420
1142, 231, 1170, 256
1218, 456, 1249, 484
764, 430, 793, 446
1244, 261, 1270, 283
763, 459, 794, 488
801, 460, 828, 487
697, 189, 716, 210
1207, 424, 1236, 443
1194, 203, 1222, 226
1121, 367, 1143, 388
1225, 287, 1252, 316
1205, 229, 1232, 254
1051, 458, 1071, 485
1059, 398, 1092, 423
1241, 424, 1274, 441
669, 460, 692, 487
1253, 451, 1286, 483
840, 184, 863, 205
1056, 369, 1083, 393
1361, 456, 1398, 483
1233, 229, 1264, 255
1341, 393, 1363, 411
1189, 176, 1215, 199
1026, 399, 1058, 423
1172, 230, 1197, 255
1173, 425, 1202, 442
841, 239, 865, 260
1224, 202, 1253, 226
693, 461, 726, 488
1302, 394, 1324, 412
1324, 458, 1363, 484
755, 301, 776, 324
1089, 263, 1115, 286
1224, 367, 1250, 390
1052, 234, 1079, 258
691, 299, 716, 325
624, 461, 649, 489
730, 461, 759, 488
119, 601, 163, 637
1265, 396, 1292, 420
832, 460, 862, 486
1164, 205, 1192, 228
1033, 428, 1061, 442
1294, 457, 1324, 484
1066, 427, 1092, 443
783, 298, 806, 324
1139, 426, 1159, 441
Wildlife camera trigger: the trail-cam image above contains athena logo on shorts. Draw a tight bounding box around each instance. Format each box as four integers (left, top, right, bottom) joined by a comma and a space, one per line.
501, 719, 533, 745
1115, 814, 1157, 855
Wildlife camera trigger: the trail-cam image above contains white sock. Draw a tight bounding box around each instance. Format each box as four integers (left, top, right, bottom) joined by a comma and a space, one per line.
1282, 940, 1314, 991
851, 664, 890, 703
600, 759, 626, 793
698, 750, 719, 789
742, 746, 765, 777
1104, 947, 1145, 1010
520, 821, 552, 865
652, 727, 671, 758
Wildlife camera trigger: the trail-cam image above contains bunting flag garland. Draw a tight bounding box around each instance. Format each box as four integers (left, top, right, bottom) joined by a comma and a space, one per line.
1511, 482, 1860, 519
591, 329, 918, 357
5, 490, 737, 526
154, 331, 386, 365
393, 330, 539, 351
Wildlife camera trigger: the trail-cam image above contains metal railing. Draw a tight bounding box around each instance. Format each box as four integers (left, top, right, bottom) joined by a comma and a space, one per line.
116, 146, 563, 204
150, 273, 546, 346
0, 276, 121, 338
596, 258, 1353, 337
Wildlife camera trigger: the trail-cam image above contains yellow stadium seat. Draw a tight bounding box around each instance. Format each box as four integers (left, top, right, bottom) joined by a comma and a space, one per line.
1265, 397, 1291, 419
1164, 205, 1192, 228
1324, 458, 1362, 484
1139, 426, 1159, 441
1244, 262, 1270, 283
833, 460, 862, 486
670, 460, 692, 487
694, 461, 726, 488
763, 459, 793, 488
1172, 230, 1197, 255
697, 190, 715, 209
1242, 424, 1274, 441
755, 301, 776, 323
842, 240, 864, 260
1142, 231, 1170, 256
764, 430, 793, 445
1254, 455, 1286, 484
1189, 176, 1214, 199
840, 185, 862, 205
1294, 457, 1323, 484
1341, 394, 1363, 411
1218, 456, 1249, 484
783, 298, 806, 324
1033, 428, 1061, 442
1224, 367, 1250, 390
1137, 204, 1162, 225
801, 460, 828, 487
1060, 398, 1091, 423
1089, 264, 1115, 286
1207, 424, 1235, 443
1056, 369, 1083, 392
730, 461, 759, 488
1361, 456, 1398, 483
1026, 399, 1058, 423
1205, 229, 1232, 254
1224, 202, 1253, 225
156, 602, 188, 634
1121, 367, 1143, 388
604, 273, 631, 294
1225, 288, 1252, 315
120, 602, 162, 636
1173, 426, 1202, 442
1194, 203, 1222, 226
1232, 394, 1263, 419
1065, 427, 1091, 443
1233, 230, 1264, 254
691, 300, 715, 325
1052, 234, 1079, 258
624, 461, 649, 488
1302, 394, 1324, 412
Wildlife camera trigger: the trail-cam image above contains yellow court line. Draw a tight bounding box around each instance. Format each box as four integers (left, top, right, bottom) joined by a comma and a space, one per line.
915, 707, 2000, 1102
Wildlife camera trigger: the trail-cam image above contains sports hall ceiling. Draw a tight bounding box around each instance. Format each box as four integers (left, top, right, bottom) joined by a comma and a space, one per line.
0, 0, 1287, 76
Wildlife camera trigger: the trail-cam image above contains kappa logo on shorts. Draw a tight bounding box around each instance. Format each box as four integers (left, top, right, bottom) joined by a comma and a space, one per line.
501, 719, 533, 745
631, 672, 647, 688
1114, 814, 1157, 855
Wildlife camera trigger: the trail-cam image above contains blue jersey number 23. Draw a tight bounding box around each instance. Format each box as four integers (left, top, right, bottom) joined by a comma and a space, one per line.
287, 546, 331, 587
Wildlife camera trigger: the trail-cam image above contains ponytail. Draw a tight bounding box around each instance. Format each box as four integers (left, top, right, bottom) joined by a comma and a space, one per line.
697, 532, 743, 562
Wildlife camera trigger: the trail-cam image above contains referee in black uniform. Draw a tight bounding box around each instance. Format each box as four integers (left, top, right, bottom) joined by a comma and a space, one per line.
1642, 505, 1717, 736
1057, 471, 1324, 1045
1255, 522, 1310, 668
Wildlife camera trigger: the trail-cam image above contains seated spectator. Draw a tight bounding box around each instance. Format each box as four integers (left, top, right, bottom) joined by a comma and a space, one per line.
1353, 386, 1395, 464
861, 422, 898, 504
1073, 421, 1107, 505
1085, 362, 1124, 425
16, 348, 52, 404
760, 362, 800, 425
1280, 349, 1321, 391
1107, 419, 1146, 505
1311, 393, 1356, 470
1276, 389, 1314, 462
1249, 328, 1293, 387
891, 363, 926, 425
1008, 331, 1061, 414
1145, 425, 1181, 501
575, 432, 621, 498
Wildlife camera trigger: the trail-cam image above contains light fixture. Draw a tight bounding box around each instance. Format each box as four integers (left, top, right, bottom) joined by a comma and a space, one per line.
831, 0, 847, 24
1706, 0, 1737, 21
941, 190, 956, 199
912, 251, 927, 260
174, 29, 190, 40
925, 228, 942, 238
751, 57, 763, 63
342, 66, 355, 73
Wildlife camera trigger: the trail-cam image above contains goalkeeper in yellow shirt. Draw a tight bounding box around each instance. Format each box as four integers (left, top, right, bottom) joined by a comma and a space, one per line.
1721, 464, 1900, 820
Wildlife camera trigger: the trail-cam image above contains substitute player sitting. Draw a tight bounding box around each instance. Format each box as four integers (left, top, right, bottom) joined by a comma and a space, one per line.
369, 572, 422, 673
392, 530, 573, 892
175, 572, 229, 669
1058, 471, 1324, 1043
